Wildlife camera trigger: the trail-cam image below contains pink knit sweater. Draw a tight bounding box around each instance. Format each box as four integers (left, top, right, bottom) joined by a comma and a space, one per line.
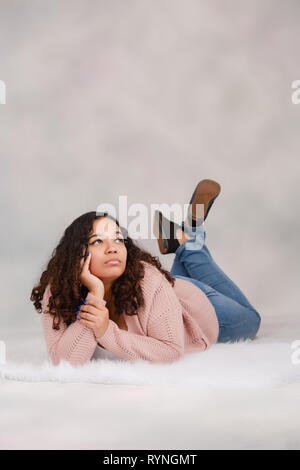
41, 261, 219, 366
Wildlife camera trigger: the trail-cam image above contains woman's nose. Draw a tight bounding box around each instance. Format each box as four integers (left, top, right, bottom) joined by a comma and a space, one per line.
106, 244, 117, 253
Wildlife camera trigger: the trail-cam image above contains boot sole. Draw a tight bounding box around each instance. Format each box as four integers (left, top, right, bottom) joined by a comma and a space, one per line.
188, 179, 221, 222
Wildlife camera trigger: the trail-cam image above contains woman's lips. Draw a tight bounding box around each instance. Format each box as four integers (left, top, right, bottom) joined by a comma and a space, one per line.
105, 259, 121, 265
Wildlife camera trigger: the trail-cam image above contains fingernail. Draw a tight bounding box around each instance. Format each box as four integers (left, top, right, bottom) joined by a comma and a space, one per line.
76, 311, 79, 315
88, 252, 90, 256
84, 299, 87, 304
77, 317, 80, 321
77, 306, 81, 310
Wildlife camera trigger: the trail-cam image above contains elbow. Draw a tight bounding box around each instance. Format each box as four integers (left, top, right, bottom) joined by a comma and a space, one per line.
161, 345, 185, 364
172, 346, 185, 362
140, 344, 184, 364
49, 350, 90, 367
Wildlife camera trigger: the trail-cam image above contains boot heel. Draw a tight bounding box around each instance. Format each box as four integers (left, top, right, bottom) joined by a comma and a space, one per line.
153, 210, 180, 254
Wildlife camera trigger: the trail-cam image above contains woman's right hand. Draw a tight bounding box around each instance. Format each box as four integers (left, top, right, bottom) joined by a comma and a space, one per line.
80, 252, 105, 299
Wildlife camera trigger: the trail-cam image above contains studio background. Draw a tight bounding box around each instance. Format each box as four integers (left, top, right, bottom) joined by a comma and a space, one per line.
0, 0, 299, 341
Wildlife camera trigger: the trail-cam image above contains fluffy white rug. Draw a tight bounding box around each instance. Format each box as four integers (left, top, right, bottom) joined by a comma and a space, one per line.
1, 317, 300, 450
0, 332, 299, 389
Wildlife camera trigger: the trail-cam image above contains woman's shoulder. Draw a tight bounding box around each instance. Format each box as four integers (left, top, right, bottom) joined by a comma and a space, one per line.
139, 260, 164, 292
138, 261, 183, 320
140, 260, 164, 278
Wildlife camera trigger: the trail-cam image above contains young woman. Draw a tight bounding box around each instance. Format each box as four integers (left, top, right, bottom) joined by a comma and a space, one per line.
30, 179, 261, 366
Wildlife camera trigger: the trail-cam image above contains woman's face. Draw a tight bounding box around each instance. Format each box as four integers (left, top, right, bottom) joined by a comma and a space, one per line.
86, 217, 127, 282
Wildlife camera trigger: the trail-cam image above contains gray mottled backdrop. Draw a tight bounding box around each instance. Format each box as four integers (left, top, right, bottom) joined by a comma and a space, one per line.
0, 0, 299, 336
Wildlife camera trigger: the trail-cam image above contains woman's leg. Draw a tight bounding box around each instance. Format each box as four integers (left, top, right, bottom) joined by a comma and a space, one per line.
170, 223, 261, 342
172, 223, 258, 312
170, 252, 190, 277
170, 222, 207, 278
173, 274, 261, 342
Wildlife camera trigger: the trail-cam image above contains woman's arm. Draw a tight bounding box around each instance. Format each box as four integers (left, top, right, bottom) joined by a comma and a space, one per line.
96, 276, 185, 363
41, 284, 99, 366
41, 273, 185, 365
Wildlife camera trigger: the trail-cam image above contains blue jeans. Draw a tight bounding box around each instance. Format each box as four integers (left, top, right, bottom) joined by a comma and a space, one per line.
170, 224, 261, 343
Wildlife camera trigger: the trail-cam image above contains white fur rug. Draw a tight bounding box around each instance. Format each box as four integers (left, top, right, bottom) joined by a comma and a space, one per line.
1, 328, 299, 389
1, 317, 300, 450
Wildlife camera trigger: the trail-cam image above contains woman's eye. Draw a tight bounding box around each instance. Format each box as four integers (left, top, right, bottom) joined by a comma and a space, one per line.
92, 239, 102, 245
92, 238, 124, 245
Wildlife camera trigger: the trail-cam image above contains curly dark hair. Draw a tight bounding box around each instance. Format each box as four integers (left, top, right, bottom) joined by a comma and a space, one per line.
30, 211, 175, 331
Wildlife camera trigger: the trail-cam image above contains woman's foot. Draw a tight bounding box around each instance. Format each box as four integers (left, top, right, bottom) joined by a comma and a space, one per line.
177, 221, 206, 251
175, 227, 192, 245
154, 210, 206, 254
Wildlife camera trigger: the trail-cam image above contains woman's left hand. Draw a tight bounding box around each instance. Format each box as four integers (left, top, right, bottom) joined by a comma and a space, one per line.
77, 296, 109, 339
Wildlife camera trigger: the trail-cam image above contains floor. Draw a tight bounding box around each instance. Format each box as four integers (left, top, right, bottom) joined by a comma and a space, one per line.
0, 380, 299, 449
0, 313, 300, 449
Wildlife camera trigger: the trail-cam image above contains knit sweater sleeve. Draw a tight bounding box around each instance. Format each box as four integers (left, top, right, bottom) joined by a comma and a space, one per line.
41, 284, 103, 366
96, 273, 185, 363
